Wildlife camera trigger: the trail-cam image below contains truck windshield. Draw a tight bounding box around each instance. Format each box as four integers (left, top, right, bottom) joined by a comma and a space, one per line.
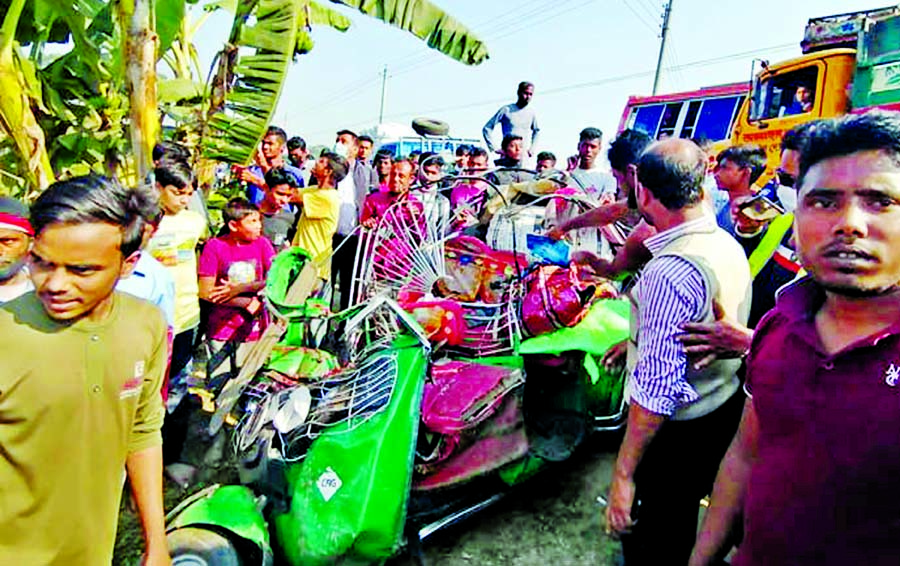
751, 67, 819, 120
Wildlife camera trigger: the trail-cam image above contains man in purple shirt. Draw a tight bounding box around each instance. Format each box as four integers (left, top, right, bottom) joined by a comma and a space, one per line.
691, 110, 900, 566
604, 139, 752, 565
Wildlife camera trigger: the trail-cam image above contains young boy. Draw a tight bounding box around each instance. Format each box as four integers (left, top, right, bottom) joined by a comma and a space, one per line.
146, 157, 208, 384
260, 167, 299, 250
0, 175, 168, 564
198, 198, 275, 373
293, 151, 345, 282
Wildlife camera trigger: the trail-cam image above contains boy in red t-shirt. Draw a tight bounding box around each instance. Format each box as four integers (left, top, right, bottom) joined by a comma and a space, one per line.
198, 198, 275, 374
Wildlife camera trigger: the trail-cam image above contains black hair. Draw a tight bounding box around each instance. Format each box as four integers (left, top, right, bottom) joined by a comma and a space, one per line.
781, 121, 818, 153
264, 167, 299, 190
374, 149, 393, 161
579, 127, 603, 142
637, 142, 707, 211
536, 151, 557, 163
266, 126, 287, 145
608, 129, 652, 173
132, 181, 163, 226
320, 151, 349, 183
287, 136, 307, 152
518, 81, 534, 92
223, 197, 259, 227
154, 157, 194, 190
358, 135, 374, 145
420, 152, 445, 168
336, 129, 359, 143
455, 145, 471, 156
798, 110, 900, 187
501, 134, 523, 151
31, 175, 146, 257
152, 141, 190, 165
470, 147, 489, 160
716, 144, 767, 185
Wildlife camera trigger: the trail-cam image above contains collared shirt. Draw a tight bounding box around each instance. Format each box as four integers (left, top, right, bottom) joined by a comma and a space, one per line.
116, 252, 176, 328
734, 278, 900, 566
0, 292, 166, 564
630, 216, 713, 416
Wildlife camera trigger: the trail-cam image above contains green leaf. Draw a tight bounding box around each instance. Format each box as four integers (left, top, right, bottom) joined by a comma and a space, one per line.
305, 1, 351, 32
202, 0, 298, 165
158, 77, 204, 103
157, 0, 187, 56
329, 0, 489, 65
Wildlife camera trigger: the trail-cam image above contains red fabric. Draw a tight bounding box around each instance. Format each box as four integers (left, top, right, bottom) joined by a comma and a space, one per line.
0, 212, 33, 235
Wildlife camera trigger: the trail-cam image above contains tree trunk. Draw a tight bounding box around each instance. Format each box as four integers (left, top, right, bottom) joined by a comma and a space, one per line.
123, 0, 159, 182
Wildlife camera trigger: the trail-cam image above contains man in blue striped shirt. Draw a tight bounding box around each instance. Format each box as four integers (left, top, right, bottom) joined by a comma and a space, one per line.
604, 138, 752, 565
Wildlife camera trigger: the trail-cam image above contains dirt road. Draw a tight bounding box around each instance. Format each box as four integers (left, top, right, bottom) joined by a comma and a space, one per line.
388, 434, 624, 566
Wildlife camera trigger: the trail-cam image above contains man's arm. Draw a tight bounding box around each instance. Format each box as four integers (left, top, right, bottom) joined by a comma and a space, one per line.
127, 316, 170, 565
689, 398, 759, 566
605, 256, 706, 534
530, 113, 540, 155
551, 199, 629, 237
606, 403, 666, 532
126, 447, 170, 566
482, 107, 504, 153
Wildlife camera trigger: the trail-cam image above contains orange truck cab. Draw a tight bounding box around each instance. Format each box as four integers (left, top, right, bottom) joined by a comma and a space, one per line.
731, 6, 900, 184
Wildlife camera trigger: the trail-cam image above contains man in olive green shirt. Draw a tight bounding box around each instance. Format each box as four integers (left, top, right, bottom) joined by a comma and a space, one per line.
0, 176, 170, 565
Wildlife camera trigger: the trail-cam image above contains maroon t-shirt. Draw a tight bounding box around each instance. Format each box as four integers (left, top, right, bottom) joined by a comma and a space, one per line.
736, 278, 900, 565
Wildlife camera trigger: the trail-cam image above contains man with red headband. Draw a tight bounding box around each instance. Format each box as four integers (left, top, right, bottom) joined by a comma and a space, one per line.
0, 197, 34, 302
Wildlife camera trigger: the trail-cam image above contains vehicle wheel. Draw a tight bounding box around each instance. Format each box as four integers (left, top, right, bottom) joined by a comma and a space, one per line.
412, 118, 449, 137
168, 527, 244, 566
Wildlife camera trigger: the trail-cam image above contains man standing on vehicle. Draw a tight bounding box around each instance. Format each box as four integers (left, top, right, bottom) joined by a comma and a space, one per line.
483, 81, 540, 159
604, 138, 751, 565
691, 110, 900, 566
0, 175, 170, 565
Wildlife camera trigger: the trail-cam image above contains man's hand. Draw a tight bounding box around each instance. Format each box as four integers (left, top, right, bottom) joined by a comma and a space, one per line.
208, 279, 243, 304
572, 250, 615, 279
237, 167, 264, 188
361, 217, 378, 229
605, 472, 637, 535
547, 225, 567, 241
602, 339, 628, 371
678, 300, 752, 369
142, 544, 172, 566
731, 197, 771, 235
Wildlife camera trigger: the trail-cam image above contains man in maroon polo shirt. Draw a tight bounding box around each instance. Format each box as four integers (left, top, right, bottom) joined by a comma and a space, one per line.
690, 110, 900, 566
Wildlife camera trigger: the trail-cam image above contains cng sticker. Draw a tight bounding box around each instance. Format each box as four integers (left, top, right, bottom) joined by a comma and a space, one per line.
317, 467, 342, 502
871, 61, 900, 93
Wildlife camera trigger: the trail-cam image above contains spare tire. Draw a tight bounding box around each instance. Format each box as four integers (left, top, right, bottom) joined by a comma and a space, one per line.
168, 527, 244, 566
412, 118, 449, 137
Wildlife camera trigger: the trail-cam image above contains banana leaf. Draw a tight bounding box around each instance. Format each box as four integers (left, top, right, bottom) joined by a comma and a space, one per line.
331, 0, 489, 65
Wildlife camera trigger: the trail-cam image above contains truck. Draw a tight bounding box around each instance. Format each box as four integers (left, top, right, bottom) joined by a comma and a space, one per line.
731, 4, 900, 182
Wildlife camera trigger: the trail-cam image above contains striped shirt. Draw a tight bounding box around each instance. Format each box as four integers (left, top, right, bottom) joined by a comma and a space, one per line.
631, 216, 714, 416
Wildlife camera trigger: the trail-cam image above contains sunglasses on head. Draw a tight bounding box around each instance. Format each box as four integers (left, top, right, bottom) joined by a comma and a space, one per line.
776, 170, 796, 188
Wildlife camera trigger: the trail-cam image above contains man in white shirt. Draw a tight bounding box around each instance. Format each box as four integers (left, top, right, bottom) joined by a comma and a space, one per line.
568, 127, 618, 200
483, 82, 540, 158
0, 197, 34, 303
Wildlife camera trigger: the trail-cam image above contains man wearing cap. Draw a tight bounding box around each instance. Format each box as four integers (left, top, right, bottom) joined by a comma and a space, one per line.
0, 197, 34, 303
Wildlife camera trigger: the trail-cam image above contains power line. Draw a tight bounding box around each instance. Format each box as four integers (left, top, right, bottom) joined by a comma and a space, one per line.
621, 0, 659, 34
375, 42, 797, 123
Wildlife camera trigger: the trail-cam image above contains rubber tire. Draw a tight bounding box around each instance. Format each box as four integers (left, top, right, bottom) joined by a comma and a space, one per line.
411, 118, 449, 137
168, 527, 244, 566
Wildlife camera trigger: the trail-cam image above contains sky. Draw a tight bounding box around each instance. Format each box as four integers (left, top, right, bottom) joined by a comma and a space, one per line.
191, 0, 892, 158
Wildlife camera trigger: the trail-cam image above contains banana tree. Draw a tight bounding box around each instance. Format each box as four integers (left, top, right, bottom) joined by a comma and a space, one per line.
202, 0, 490, 165
118, 0, 159, 181
0, 0, 54, 194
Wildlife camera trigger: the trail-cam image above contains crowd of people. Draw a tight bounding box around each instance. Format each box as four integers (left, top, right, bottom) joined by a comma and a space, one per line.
0, 75, 899, 566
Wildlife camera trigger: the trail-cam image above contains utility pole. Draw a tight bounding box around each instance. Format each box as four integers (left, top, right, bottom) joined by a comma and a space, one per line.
378, 65, 387, 124
651, 0, 673, 95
